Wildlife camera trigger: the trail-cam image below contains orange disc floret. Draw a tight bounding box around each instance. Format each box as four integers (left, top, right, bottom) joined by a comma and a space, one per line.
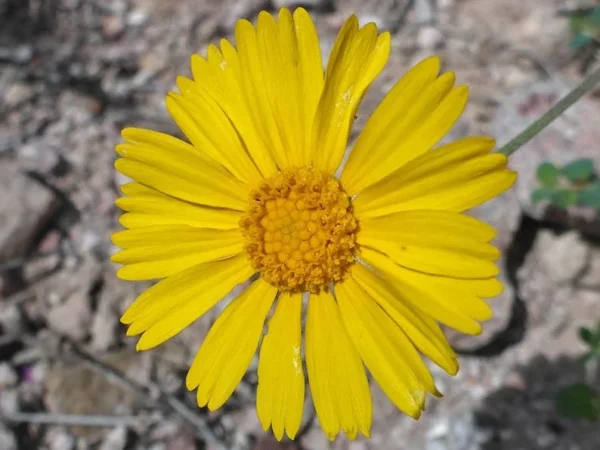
240, 167, 358, 293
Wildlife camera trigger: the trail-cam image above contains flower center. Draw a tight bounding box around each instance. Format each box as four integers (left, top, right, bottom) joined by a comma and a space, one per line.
240, 167, 358, 293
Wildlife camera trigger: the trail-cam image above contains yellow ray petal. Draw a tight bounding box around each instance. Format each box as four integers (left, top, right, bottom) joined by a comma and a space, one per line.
361, 248, 502, 335
252, 9, 323, 167
311, 16, 390, 175
293, 8, 325, 165
306, 290, 372, 440
189, 42, 278, 178
121, 254, 254, 350
257, 292, 305, 441
185, 279, 277, 411
358, 210, 500, 279
114, 158, 248, 211
336, 277, 439, 418
353, 137, 516, 218
111, 227, 244, 280
350, 264, 458, 375
343, 61, 469, 194
116, 183, 240, 230
235, 16, 288, 169
166, 87, 262, 186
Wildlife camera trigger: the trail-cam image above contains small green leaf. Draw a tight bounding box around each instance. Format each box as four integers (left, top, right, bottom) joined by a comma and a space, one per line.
555, 384, 600, 421
570, 32, 593, 50
589, 7, 600, 26
561, 158, 595, 183
578, 182, 600, 209
531, 188, 554, 204
554, 190, 579, 208
579, 327, 594, 345
536, 162, 560, 187
581, 352, 598, 366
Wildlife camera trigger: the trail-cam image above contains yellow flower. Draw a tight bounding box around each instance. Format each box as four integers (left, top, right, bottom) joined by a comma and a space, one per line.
112, 8, 516, 442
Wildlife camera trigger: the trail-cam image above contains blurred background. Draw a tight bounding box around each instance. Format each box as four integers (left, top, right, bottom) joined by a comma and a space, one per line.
1, 0, 600, 449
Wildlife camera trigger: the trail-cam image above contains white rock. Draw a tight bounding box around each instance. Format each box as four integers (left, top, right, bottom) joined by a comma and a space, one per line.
0, 388, 19, 414
417, 26, 444, 50
0, 423, 18, 450
45, 428, 76, 450
98, 426, 127, 450
0, 363, 18, 388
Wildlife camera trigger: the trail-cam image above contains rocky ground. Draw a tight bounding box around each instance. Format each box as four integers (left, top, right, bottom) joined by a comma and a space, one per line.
1, 0, 599, 449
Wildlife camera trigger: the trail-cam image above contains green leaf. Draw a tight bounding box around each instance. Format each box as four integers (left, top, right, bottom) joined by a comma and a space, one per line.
531, 188, 554, 204
570, 32, 593, 49
581, 352, 598, 366
578, 182, 600, 209
589, 7, 600, 26
554, 190, 579, 208
561, 158, 595, 183
536, 162, 560, 187
555, 384, 600, 421
579, 327, 594, 345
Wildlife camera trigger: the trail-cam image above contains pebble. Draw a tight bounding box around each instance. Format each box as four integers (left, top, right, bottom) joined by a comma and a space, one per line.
0, 363, 18, 388
0, 423, 17, 450
46, 428, 76, 450
98, 426, 128, 450
417, 26, 444, 50
127, 9, 149, 27
4, 82, 35, 107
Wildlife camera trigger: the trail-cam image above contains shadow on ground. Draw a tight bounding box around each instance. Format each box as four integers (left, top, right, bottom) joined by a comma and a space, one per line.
474, 354, 600, 450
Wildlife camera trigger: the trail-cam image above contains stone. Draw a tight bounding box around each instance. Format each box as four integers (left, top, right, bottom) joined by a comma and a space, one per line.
0, 362, 18, 388
517, 230, 591, 328
417, 26, 444, 50
44, 350, 151, 438
0, 162, 59, 263
0, 423, 17, 450
45, 428, 76, 450
102, 16, 125, 40
98, 426, 128, 450
3, 82, 35, 107
47, 288, 93, 341
0, 388, 19, 415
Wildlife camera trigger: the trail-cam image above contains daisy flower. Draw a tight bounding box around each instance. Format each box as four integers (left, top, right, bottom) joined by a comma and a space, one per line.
112, 7, 516, 441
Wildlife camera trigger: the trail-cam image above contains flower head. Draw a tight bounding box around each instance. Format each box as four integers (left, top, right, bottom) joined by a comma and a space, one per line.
112, 8, 516, 441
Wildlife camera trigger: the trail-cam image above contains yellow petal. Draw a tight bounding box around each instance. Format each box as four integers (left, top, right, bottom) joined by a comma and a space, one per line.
116, 183, 240, 230
350, 264, 458, 375
189, 42, 278, 178
165, 88, 262, 186
115, 129, 249, 211
361, 248, 502, 335
111, 226, 244, 280
311, 16, 390, 174
257, 292, 305, 441
185, 279, 277, 410
235, 16, 289, 169
121, 254, 254, 351
250, 9, 324, 167
358, 210, 500, 279
343, 59, 469, 194
353, 137, 516, 219
306, 290, 372, 440
293, 8, 325, 165
336, 277, 439, 418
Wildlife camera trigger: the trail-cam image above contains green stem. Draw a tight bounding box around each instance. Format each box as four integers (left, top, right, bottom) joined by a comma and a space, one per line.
498, 66, 600, 156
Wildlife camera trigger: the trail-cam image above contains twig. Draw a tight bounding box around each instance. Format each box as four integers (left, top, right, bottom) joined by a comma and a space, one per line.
498, 65, 600, 156
1, 412, 143, 428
